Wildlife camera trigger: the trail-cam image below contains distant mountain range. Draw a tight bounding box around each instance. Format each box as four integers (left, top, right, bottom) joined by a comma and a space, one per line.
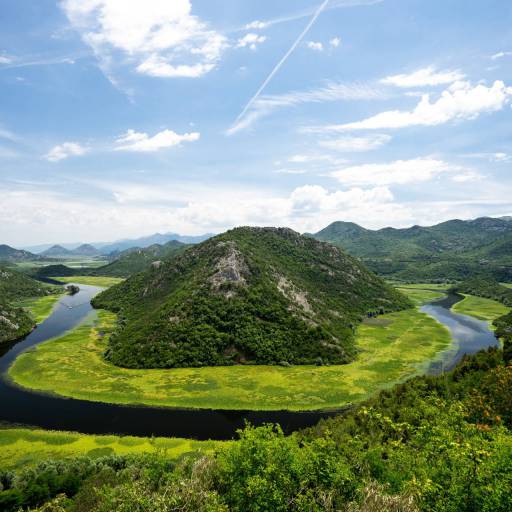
39, 244, 102, 258
22, 232, 214, 255
312, 216, 512, 282
0, 245, 40, 263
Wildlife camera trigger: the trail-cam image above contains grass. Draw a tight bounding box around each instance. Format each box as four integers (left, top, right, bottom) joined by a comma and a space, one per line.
452, 294, 509, 322
396, 286, 445, 306
8, 301, 452, 411
501, 283, 512, 289
14, 259, 109, 270
0, 427, 223, 470
13, 294, 63, 324
393, 283, 451, 291
54, 276, 124, 288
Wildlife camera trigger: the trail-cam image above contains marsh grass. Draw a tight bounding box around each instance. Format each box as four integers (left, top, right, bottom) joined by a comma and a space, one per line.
452, 294, 509, 322
54, 276, 124, 288
0, 427, 222, 470
9, 297, 453, 410
13, 294, 63, 323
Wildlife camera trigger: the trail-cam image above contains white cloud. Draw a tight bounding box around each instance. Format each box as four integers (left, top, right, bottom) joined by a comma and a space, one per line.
451, 171, 482, 183
236, 33, 266, 50
306, 41, 323, 51
331, 157, 465, 186
44, 142, 87, 162
381, 66, 465, 88
491, 51, 512, 60
61, 0, 227, 79
325, 80, 512, 131
319, 134, 391, 152
245, 20, 267, 30
274, 168, 307, 174
464, 152, 511, 163
228, 81, 385, 134
0, 55, 12, 64
329, 37, 341, 48
115, 129, 200, 152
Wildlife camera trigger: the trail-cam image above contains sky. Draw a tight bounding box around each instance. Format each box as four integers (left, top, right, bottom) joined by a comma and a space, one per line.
1, 0, 511, 247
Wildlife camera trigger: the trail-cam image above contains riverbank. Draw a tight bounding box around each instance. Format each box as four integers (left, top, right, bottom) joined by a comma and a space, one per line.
8, 298, 453, 411
0, 426, 223, 470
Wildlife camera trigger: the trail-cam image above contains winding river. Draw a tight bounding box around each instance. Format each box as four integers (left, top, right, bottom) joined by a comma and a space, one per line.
0, 286, 500, 440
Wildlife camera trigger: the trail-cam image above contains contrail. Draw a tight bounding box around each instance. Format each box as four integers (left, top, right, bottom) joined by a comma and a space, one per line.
229, 0, 330, 134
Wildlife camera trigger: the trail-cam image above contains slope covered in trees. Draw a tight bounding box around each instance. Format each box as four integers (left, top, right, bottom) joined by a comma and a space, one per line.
0, 267, 56, 343
95, 240, 187, 277
313, 217, 512, 282
93, 227, 411, 369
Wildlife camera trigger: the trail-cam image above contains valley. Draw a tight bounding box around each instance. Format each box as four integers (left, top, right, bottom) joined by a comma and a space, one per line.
1, 219, 511, 511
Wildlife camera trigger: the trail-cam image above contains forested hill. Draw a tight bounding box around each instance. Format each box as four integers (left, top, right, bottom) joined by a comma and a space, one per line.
0, 267, 56, 343
95, 240, 187, 277
93, 227, 411, 369
0, 244, 40, 263
312, 217, 512, 282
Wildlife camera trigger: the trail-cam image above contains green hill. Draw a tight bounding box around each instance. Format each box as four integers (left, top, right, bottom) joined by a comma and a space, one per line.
313, 217, 512, 282
0, 303, 34, 343
0, 266, 57, 343
93, 227, 411, 369
94, 240, 187, 277
0, 244, 40, 263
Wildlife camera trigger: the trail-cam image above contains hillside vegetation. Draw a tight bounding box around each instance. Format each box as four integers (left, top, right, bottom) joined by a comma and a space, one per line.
93, 227, 411, 369
96, 240, 187, 277
2, 347, 511, 512
313, 217, 512, 282
0, 266, 58, 343
0, 244, 40, 263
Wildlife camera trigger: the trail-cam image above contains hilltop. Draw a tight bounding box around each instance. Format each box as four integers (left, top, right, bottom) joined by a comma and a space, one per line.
40, 245, 73, 258
95, 240, 187, 277
313, 217, 512, 282
93, 227, 410, 369
0, 244, 40, 263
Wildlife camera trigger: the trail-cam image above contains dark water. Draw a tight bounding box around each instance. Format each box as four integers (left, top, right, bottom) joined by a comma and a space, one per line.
0, 285, 340, 440
421, 293, 500, 373
0, 287, 499, 440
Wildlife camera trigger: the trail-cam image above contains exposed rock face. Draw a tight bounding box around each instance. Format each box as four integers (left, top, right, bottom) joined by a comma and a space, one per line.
276, 275, 313, 314
92, 226, 411, 369
209, 242, 250, 296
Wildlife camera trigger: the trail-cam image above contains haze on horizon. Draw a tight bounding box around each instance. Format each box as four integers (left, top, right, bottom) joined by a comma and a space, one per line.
1, 0, 511, 246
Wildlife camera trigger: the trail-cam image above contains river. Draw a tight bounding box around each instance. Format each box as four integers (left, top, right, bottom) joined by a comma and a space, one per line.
0, 286, 500, 440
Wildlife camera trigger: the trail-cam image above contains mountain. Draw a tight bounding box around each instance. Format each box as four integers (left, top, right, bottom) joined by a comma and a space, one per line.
0, 244, 40, 263
0, 266, 57, 343
0, 303, 34, 344
93, 227, 411, 369
0, 266, 53, 302
99, 232, 213, 254
40, 245, 73, 258
313, 217, 512, 282
70, 244, 101, 257
93, 240, 187, 277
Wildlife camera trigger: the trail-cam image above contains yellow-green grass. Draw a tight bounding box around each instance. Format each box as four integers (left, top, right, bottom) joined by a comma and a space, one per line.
452, 294, 509, 323
13, 294, 63, 324
0, 427, 223, 470
54, 276, 124, 288
500, 283, 512, 289
396, 287, 445, 306
394, 283, 451, 291
8, 305, 452, 411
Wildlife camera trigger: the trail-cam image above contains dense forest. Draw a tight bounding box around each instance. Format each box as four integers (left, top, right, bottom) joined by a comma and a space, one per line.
92, 227, 410, 369
0, 267, 57, 343
313, 217, 512, 282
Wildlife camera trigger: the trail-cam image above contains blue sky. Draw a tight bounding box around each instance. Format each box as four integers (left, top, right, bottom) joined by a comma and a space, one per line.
1, 0, 511, 246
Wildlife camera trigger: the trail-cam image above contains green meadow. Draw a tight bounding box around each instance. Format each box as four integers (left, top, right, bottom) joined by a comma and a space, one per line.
54, 275, 125, 288
9, 297, 453, 411
13, 294, 63, 324
0, 427, 223, 470
452, 294, 509, 322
